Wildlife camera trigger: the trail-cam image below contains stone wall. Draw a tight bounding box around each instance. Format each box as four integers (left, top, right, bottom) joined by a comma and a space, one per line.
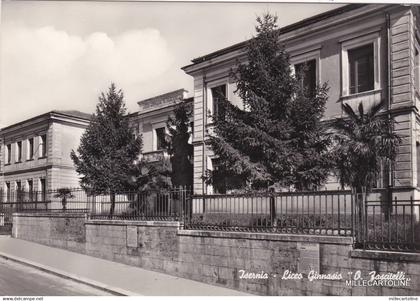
12, 212, 86, 254
12, 214, 420, 296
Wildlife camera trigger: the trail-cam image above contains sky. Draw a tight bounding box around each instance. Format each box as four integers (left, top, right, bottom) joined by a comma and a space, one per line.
0, 0, 344, 127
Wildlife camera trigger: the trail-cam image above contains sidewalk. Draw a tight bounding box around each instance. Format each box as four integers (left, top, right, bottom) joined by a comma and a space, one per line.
0, 236, 250, 296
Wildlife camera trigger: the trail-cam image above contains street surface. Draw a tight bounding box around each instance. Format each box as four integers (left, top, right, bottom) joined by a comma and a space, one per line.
0, 257, 111, 296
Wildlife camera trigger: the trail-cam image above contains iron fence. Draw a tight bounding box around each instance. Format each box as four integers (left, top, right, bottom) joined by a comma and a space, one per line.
184, 190, 356, 236
0, 187, 192, 220
88, 188, 191, 221
1, 186, 419, 252
354, 195, 420, 252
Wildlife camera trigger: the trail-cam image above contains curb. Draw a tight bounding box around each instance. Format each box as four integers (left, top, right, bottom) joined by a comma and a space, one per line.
0, 251, 139, 296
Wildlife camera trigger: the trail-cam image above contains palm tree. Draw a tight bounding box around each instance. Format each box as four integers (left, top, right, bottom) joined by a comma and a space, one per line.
54, 188, 74, 211
331, 101, 401, 193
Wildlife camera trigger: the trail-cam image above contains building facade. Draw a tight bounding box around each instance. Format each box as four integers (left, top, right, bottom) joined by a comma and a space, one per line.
0, 110, 90, 197
0, 90, 193, 200
129, 89, 193, 164
183, 4, 420, 198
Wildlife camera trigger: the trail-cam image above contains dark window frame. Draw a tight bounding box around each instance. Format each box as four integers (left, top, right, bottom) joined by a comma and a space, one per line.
16, 141, 22, 163
210, 84, 227, 121
155, 127, 166, 151
6, 144, 11, 164
295, 59, 317, 96
28, 138, 34, 160
348, 43, 374, 94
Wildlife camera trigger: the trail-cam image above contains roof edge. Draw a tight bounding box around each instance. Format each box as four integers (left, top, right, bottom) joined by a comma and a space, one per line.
185, 3, 367, 67
1, 110, 90, 132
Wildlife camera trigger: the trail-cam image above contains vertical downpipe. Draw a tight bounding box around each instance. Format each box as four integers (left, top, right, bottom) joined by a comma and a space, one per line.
386, 13, 394, 211
202, 72, 207, 214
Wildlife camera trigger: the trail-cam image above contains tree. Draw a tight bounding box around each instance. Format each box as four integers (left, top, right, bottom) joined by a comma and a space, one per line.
165, 101, 193, 188
54, 188, 74, 211
208, 13, 331, 191
71, 83, 143, 215
290, 74, 332, 190
331, 101, 401, 193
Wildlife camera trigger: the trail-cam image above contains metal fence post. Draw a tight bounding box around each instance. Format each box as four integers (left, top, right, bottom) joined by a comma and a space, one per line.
269, 188, 276, 227
362, 186, 367, 250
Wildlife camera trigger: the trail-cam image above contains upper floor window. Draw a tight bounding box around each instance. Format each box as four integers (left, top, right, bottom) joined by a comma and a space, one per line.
155, 127, 166, 151
6, 144, 11, 164
348, 44, 374, 94
295, 59, 317, 95
16, 141, 22, 163
27, 138, 34, 160
210, 84, 227, 120
341, 32, 380, 97
39, 134, 47, 158
290, 48, 320, 97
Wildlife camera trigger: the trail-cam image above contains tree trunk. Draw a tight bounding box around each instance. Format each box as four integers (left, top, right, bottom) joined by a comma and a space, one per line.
109, 192, 115, 217
62, 196, 67, 211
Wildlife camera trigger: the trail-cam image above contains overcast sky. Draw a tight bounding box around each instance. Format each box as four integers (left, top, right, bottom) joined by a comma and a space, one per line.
0, 1, 343, 127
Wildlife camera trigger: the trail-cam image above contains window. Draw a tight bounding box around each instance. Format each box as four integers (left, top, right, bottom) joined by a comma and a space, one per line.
295, 59, 317, 95
16, 141, 22, 163
155, 127, 166, 150
16, 181, 22, 202
210, 84, 227, 120
348, 44, 374, 94
39, 134, 47, 158
28, 138, 34, 160
190, 121, 194, 137
5, 182, 10, 202
27, 180, 33, 201
40, 179, 46, 202
341, 33, 380, 96
211, 158, 226, 194
6, 144, 11, 164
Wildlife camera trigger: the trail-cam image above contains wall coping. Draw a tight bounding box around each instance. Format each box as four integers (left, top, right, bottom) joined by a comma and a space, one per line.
13, 212, 87, 218
177, 229, 354, 245
85, 219, 180, 227
351, 249, 420, 262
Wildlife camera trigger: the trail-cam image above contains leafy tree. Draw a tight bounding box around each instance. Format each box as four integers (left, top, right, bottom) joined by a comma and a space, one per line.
54, 188, 74, 211
290, 72, 332, 190
165, 101, 193, 188
71, 83, 143, 215
331, 102, 401, 193
208, 13, 331, 191
134, 158, 172, 191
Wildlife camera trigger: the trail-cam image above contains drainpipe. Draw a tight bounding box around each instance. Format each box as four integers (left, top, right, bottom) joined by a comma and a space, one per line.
202, 72, 207, 195
386, 12, 394, 205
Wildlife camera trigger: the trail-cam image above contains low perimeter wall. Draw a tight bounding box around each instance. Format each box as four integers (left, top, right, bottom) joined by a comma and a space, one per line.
12, 213, 420, 296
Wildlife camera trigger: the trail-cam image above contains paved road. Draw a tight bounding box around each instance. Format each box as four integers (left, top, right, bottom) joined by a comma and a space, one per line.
0, 258, 111, 296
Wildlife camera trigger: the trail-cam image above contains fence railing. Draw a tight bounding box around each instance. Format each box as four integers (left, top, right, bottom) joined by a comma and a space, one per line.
1, 187, 419, 252
184, 190, 356, 236
88, 188, 190, 221
0, 187, 192, 221
354, 196, 420, 252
